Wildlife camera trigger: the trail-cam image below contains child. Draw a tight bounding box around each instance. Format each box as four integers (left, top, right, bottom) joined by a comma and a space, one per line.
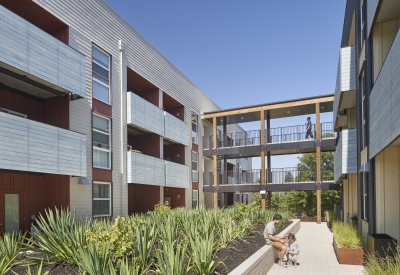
287, 233, 300, 267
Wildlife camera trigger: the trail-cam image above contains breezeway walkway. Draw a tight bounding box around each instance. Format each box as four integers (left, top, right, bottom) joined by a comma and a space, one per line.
268, 222, 365, 275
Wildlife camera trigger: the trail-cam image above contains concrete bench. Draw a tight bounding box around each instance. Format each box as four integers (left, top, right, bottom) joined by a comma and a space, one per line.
228, 219, 301, 275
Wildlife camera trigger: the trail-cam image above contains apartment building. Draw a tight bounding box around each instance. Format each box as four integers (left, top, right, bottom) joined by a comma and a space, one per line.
334, 0, 400, 249
0, 0, 249, 234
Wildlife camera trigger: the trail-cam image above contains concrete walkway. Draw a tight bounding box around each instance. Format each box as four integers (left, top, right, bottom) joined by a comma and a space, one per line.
268, 222, 365, 275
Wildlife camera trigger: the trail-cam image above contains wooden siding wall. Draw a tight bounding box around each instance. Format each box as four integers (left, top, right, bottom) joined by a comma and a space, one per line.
164, 187, 185, 209
0, 88, 69, 129
166, 106, 185, 121
164, 144, 185, 165
136, 89, 159, 107
0, 172, 69, 232
128, 184, 160, 214
128, 134, 160, 158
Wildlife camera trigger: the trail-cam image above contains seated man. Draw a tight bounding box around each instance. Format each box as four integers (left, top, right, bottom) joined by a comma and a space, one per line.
264, 214, 288, 268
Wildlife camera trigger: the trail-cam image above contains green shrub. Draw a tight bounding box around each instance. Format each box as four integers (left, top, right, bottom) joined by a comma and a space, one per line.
0, 232, 25, 275
325, 210, 339, 222
365, 248, 400, 275
332, 221, 362, 249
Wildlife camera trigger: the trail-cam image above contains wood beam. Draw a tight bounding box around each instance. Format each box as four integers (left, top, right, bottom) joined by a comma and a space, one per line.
261, 110, 266, 210
316, 102, 321, 224
213, 116, 218, 209
203, 96, 334, 119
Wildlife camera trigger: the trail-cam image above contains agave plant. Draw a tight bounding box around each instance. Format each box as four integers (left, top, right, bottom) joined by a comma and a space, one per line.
26, 208, 90, 266
0, 232, 25, 275
75, 243, 113, 275
135, 223, 157, 272
155, 240, 190, 275
189, 230, 225, 275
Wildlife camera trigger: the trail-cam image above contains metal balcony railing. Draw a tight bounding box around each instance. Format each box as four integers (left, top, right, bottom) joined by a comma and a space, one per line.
203, 166, 334, 186
203, 122, 335, 150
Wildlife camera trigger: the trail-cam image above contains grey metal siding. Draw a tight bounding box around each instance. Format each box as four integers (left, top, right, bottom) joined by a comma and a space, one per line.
165, 161, 190, 188
0, 5, 86, 97
333, 46, 356, 125
127, 152, 165, 186
127, 92, 164, 136
164, 112, 189, 147
334, 129, 357, 182
370, 29, 400, 158
0, 112, 86, 176
367, 0, 380, 38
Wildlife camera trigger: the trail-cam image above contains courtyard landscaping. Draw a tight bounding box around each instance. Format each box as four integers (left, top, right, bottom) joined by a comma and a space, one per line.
1, 203, 291, 275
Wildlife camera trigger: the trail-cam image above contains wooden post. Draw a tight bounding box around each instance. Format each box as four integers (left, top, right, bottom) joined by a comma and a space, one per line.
316, 103, 321, 224
266, 110, 272, 209
260, 110, 266, 210
213, 116, 218, 209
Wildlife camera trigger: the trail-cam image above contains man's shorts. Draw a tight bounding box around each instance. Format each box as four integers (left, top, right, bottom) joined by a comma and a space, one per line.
268, 241, 285, 251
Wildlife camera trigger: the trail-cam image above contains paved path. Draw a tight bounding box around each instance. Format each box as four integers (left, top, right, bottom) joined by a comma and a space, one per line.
268, 222, 365, 275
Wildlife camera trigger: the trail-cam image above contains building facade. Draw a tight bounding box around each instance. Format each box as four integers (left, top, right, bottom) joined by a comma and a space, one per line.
0, 0, 249, 234
334, 0, 400, 249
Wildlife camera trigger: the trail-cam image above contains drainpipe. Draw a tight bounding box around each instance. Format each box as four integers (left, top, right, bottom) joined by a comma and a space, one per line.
119, 39, 124, 216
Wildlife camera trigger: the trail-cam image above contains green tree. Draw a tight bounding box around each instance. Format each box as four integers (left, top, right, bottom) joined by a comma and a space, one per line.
284, 171, 294, 183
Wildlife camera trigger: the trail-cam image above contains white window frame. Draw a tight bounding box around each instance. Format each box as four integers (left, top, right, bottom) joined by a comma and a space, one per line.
93, 181, 112, 217
192, 190, 199, 209
192, 113, 198, 144
192, 151, 198, 182
92, 45, 111, 104
93, 113, 111, 170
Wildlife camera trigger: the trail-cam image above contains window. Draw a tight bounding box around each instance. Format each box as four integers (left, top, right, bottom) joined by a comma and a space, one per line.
362, 173, 369, 220
192, 151, 198, 182
93, 114, 111, 169
92, 45, 110, 104
93, 182, 111, 217
192, 113, 198, 144
361, 74, 367, 148
192, 190, 198, 209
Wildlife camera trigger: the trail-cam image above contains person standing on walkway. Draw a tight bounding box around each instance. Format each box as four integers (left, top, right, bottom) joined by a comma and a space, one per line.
264, 214, 288, 268
305, 117, 314, 139
286, 233, 300, 268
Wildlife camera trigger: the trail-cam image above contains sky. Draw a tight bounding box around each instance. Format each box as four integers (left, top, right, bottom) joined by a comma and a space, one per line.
104, 0, 346, 168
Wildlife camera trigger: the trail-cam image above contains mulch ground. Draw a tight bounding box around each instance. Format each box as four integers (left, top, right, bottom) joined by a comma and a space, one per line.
8, 221, 292, 275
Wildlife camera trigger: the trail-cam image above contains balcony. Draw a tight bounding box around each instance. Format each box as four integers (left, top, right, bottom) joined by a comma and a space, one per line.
127, 151, 165, 186
333, 46, 356, 129
127, 151, 190, 188
164, 112, 189, 146
334, 129, 357, 183
370, 29, 400, 158
165, 160, 189, 188
0, 111, 86, 177
127, 92, 164, 136
0, 6, 86, 98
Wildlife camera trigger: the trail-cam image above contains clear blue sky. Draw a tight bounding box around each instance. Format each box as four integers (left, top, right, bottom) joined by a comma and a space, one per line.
104, 0, 346, 168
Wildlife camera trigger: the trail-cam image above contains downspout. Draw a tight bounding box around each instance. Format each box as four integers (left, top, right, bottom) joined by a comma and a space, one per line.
119, 39, 124, 216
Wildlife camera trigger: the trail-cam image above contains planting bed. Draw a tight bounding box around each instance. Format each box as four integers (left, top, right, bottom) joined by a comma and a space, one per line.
7, 222, 292, 275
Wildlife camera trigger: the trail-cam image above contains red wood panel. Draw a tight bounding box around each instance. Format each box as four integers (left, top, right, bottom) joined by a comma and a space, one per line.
128, 184, 160, 214
44, 174, 70, 210
0, 172, 11, 189
93, 98, 112, 118
165, 106, 185, 121
192, 182, 199, 190
138, 89, 159, 107
164, 144, 185, 165
128, 134, 160, 158
28, 99, 45, 122
50, 26, 69, 45
44, 96, 69, 129
0, 88, 14, 110
93, 168, 112, 182
192, 143, 198, 152
164, 187, 185, 209
14, 94, 27, 114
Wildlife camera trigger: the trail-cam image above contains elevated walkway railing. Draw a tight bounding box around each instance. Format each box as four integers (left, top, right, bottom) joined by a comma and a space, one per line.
203, 122, 335, 150
203, 166, 334, 187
